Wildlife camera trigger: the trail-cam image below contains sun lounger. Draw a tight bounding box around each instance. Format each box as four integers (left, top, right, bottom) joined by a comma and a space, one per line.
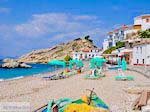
115, 69, 134, 81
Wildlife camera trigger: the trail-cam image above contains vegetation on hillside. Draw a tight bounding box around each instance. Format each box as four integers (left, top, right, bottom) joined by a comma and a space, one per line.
140, 29, 150, 38
64, 55, 72, 64
84, 35, 94, 44
103, 41, 125, 54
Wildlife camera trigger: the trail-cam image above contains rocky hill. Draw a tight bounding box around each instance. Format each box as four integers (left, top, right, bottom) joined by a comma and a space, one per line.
18, 37, 96, 63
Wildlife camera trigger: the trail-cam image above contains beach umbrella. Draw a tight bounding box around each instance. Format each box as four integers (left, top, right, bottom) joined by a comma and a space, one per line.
90, 58, 95, 69
69, 59, 83, 69
122, 57, 127, 71
48, 59, 66, 68
69, 60, 73, 69
79, 60, 84, 68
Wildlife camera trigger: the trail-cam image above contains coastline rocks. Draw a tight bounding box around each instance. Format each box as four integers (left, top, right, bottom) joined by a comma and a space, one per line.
2, 58, 16, 63
19, 63, 32, 68
2, 61, 19, 68
2, 58, 32, 69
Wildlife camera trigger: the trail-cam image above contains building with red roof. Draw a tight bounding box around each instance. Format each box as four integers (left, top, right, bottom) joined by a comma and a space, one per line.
102, 14, 150, 51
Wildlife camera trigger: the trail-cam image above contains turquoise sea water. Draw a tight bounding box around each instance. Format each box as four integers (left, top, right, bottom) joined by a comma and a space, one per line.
0, 62, 62, 80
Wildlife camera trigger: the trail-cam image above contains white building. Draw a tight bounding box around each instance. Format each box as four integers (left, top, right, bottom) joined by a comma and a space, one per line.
133, 40, 150, 66
134, 14, 150, 31
102, 14, 150, 51
72, 48, 102, 60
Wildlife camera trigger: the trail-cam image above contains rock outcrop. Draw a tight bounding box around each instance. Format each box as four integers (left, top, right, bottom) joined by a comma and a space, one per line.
18, 37, 96, 63
2, 61, 19, 68
19, 63, 32, 68
2, 58, 32, 69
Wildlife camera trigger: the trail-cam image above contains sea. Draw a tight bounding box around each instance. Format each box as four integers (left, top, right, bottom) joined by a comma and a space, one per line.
0, 61, 62, 81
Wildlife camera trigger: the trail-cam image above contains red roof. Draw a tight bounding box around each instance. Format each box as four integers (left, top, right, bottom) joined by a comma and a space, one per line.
82, 49, 89, 52
121, 25, 129, 29
82, 48, 101, 52
107, 32, 113, 35
114, 29, 119, 33
108, 25, 129, 34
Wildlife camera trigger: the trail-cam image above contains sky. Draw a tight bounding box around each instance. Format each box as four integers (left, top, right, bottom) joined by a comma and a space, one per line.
0, 0, 150, 58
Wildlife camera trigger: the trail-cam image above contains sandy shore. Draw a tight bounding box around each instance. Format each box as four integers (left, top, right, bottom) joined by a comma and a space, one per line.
0, 68, 150, 112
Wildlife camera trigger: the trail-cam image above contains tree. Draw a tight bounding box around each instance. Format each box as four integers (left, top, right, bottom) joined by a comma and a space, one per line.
84, 35, 90, 40
74, 38, 81, 41
64, 55, 71, 62
140, 29, 150, 38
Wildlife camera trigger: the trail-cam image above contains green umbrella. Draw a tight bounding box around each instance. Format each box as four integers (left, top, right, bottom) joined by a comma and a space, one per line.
69, 59, 84, 69
90, 57, 107, 69
48, 60, 66, 68
122, 58, 127, 71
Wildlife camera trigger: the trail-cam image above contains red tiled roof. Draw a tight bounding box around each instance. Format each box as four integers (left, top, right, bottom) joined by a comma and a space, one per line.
114, 29, 119, 33
121, 25, 129, 29
107, 32, 113, 35
82, 48, 101, 52
108, 25, 130, 34
82, 49, 89, 52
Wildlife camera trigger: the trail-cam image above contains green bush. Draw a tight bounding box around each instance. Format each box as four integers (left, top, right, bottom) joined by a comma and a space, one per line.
74, 38, 81, 41
116, 41, 125, 48
64, 55, 71, 62
103, 41, 125, 54
84, 35, 90, 40
103, 47, 116, 54
140, 29, 150, 38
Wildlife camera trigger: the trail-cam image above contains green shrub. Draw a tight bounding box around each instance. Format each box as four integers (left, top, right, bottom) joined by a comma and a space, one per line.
74, 38, 81, 41
116, 41, 125, 48
103, 47, 116, 54
140, 29, 150, 38
84, 35, 90, 40
64, 55, 71, 62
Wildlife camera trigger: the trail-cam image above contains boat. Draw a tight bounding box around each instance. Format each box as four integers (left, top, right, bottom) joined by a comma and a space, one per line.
35, 89, 109, 112
108, 65, 121, 70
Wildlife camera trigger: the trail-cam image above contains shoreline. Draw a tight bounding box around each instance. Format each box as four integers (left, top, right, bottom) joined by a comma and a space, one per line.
0, 68, 64, 82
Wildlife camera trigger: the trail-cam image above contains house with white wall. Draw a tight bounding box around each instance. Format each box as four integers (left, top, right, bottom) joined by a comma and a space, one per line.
133, 40, 150, 66
102, 14, 150, 51
72, 48, 102, 60
134, 14, 150, 31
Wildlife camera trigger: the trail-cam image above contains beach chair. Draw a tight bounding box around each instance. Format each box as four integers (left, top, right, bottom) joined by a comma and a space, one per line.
115, 69, 134, 81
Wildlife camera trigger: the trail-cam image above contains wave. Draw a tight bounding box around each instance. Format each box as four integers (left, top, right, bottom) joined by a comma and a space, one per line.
0, 76, 24, 82
0, 79, 4, 81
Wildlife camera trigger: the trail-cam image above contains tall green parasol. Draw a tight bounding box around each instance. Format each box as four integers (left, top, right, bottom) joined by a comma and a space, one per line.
122, 57, 127, 71
48, 59, 66, 68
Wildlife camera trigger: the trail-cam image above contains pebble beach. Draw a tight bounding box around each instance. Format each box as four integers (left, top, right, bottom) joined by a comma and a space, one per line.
0, 68, 150, 112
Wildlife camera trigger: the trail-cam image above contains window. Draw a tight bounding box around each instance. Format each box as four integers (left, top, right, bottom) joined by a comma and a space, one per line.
140, 47, 142, 54
136, 47, 138, 53
137, 59, 139, 64
146, 18, 149, 23
143, 59, 145, 64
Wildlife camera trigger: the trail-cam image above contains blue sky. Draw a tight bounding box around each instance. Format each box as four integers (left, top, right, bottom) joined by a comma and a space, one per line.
0, 0, 150, 58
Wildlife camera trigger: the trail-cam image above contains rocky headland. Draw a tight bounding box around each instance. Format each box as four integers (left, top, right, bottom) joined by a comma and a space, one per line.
17, 36, 96, 63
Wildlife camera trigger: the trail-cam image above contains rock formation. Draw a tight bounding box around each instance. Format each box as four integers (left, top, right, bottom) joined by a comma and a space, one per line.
2, 58, 32, 69
18, 37, 96, 63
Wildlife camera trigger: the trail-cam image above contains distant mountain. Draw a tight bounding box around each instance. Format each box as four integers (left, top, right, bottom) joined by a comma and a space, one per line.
18, 36, 96, 63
